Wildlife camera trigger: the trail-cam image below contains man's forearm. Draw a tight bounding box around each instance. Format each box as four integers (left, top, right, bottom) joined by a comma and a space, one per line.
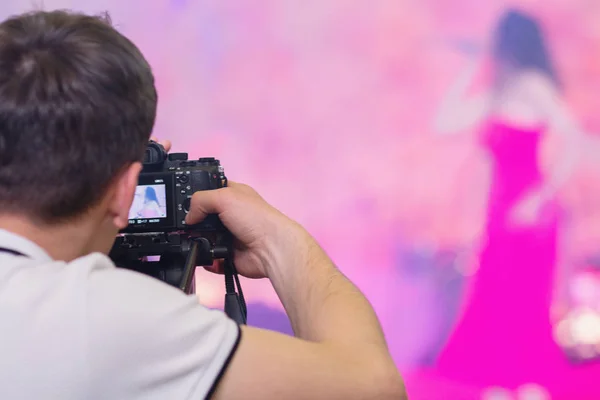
266, 226, 389, 350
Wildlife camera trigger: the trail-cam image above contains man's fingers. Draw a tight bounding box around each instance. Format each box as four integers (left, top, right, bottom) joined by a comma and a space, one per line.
185, 187, 229, 224
149, 136, 172, 152
160, 139, 172, 152
185, 181, 259, 225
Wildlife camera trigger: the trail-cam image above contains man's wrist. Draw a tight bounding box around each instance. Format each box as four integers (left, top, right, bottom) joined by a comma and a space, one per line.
262, 221, 332, 284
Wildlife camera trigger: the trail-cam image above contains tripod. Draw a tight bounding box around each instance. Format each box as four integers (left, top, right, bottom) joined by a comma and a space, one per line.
110, 234, 247, 325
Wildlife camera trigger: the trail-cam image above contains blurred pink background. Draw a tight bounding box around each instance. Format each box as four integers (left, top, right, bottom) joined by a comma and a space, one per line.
5, 0, 600, 398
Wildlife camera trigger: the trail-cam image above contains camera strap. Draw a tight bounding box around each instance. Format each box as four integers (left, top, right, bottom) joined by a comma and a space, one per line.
223, 258, 247, 325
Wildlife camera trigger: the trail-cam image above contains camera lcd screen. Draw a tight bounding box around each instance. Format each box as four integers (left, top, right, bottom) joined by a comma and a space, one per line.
129, 184, 167, 220
125, 173, 175, 230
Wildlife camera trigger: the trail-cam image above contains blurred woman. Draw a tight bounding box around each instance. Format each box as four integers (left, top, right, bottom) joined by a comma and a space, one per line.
433, 8, 595, 393
136, 186, 164, 218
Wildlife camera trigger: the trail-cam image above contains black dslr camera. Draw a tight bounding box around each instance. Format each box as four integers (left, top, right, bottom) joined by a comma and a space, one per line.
109, 141, 246, 324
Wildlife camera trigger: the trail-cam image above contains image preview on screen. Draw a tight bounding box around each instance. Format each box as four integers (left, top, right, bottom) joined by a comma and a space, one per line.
128, 184, 168, 221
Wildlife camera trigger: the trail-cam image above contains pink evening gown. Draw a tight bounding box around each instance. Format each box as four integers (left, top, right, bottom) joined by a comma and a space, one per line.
435, 119, 598, 397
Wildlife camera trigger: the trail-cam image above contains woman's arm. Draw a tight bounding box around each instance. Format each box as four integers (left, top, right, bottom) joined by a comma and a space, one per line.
532, 75, 584, 199
508, 75, 584, 227
433, 60, 490, 135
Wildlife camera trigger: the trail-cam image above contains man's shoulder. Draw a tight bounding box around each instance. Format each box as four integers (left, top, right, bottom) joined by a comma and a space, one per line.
0, 252, 113, 298
68, 252, 115, 271
0, 251, 116, 273
80, 255, 241, 400
0, 249, 241, 399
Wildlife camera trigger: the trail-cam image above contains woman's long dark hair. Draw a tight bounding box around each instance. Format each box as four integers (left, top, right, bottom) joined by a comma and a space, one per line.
492, 9, 560, 88
144, 186, 160, 205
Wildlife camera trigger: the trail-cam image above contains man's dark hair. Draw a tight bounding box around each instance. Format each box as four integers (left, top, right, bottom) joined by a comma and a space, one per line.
0, 10, 157, 222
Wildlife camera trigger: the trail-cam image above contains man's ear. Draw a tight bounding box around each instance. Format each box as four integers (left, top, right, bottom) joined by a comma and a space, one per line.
110, 162, 142, 230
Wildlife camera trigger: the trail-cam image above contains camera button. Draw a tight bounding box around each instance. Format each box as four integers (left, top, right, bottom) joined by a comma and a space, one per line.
177, 174, 189, 184
183, 198, 191, 213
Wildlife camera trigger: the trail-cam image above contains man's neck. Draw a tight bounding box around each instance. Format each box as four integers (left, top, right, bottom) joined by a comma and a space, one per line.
0, 215, 96, 262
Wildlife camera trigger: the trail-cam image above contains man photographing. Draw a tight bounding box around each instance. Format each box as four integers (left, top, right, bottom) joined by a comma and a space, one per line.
0, 9, 406, 400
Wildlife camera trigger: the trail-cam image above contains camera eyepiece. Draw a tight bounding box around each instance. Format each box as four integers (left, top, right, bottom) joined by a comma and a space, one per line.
143, 141, 167, 165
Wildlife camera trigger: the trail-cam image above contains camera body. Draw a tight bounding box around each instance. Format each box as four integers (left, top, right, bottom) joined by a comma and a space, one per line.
122, 143, 226, 235
110, 142, 229, 288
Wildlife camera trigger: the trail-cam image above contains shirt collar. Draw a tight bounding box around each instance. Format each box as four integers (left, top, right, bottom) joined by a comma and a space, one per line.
0, 229, 53, 262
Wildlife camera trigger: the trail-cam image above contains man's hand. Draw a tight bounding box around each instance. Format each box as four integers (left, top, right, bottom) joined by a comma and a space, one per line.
186, 181, 311, 279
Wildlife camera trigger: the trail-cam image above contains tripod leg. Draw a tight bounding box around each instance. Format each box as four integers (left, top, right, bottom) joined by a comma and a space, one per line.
158, 253, 187, 288
187, 274, 196, 295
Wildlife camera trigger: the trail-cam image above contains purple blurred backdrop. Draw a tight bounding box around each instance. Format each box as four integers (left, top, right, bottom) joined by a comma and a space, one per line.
4, 0, 600, 398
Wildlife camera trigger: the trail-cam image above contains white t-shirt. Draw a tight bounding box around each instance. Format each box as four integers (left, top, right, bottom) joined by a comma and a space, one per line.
0, 229, 240, 400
